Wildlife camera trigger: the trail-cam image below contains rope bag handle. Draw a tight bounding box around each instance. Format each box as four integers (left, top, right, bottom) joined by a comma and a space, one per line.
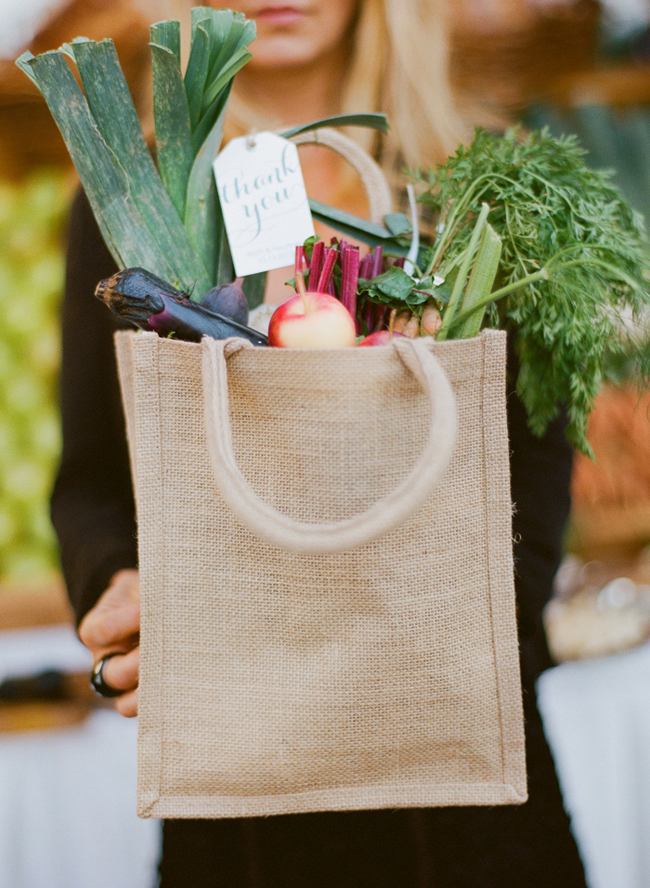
202, 336, 457, 555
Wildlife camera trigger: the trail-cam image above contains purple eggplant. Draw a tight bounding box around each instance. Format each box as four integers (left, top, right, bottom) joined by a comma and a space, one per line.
95, 268, 267, 346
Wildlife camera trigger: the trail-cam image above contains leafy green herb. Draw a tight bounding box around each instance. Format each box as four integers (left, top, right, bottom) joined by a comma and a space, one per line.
358, 267, 444, 307
410, 126, 650, 452
361, 267, 416, 301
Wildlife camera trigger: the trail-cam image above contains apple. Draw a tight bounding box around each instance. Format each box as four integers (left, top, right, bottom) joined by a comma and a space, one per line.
357, 330, 407, 347
268, 291, 356, 349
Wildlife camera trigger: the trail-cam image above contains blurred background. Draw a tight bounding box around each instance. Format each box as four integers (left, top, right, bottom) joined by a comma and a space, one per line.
1, 1, 650, 887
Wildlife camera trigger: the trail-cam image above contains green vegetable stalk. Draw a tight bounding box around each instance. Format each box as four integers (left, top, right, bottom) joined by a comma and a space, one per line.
16, 7, 389, 311
16, 8, 256, 296
17, 12, 648, 453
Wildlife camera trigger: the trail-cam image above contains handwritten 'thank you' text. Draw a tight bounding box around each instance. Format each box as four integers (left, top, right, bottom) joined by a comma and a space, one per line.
213, 132, 315, 276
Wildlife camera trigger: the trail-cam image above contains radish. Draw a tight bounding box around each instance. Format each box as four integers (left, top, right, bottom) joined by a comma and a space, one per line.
356, 330, 407, 347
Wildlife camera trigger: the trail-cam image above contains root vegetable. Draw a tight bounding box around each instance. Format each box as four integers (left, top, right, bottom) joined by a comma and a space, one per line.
392, 310, 411, 334
403, 315, 420, 338
420, 305, 442, 336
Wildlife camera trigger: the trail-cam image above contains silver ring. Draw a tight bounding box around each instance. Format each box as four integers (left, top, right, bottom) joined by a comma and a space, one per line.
90, 654, 123, 698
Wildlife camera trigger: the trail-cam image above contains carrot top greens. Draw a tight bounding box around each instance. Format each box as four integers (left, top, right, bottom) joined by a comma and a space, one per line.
409, 126, 650, 452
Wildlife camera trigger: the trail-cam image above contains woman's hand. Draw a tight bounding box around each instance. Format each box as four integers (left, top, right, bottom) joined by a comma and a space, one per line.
79, 568, 140, 717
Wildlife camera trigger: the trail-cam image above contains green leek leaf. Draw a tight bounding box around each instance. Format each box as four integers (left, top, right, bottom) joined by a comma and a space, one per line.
184, 22, 211, 130
309, 198, 409, 254
200, 45, 253, 121
205, 8, 235, 67
192, 46, 252, 152
190, 7, 215, 38
150, 41, 194, 218
15, 50, 177, 279
69, 38, 210, 291
242, 272, 267, 311
206, 13, 254, 95
184, 91, 231, 286
281, 113, 389, 139
384, 213, 412, 236
215, 226, 235, 288
150, 20, 180, 64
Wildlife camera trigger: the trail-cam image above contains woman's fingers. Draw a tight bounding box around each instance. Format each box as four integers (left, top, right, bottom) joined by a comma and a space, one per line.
79, 570, 142, 718
102, 646, 140, 693
79, 569, 140, 656
115, 687, 139, 719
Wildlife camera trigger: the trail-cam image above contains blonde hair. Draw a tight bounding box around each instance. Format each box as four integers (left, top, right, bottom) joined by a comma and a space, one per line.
136, 1, 474, 179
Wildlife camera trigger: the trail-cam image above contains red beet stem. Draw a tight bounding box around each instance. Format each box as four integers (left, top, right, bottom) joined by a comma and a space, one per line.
295, 245, 307, 280
374, 304, 388, 332
340, 243, 360, 331
307, 241, 325, 292
362, 301, 376, 335
359, 254, 373, 280
370, 245, 384, 277
316, 247, 339, 293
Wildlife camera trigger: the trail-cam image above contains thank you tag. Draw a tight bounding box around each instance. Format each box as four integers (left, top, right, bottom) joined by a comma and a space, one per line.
213, 132, 315, 276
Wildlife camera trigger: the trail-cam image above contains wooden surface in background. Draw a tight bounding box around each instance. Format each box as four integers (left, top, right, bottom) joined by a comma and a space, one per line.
0, 0, 150, 178
548, 62, 650, 109
570, 386, 650, 560
450, 0, 601, 113
0, 577, 111, 733
0, 575, 72, 631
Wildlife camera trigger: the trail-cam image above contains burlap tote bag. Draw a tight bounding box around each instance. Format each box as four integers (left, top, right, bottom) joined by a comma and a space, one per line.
115, 327, 527, 819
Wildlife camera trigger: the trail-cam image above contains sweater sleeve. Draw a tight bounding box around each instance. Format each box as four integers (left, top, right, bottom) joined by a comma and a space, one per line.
50, 188, 138, 627
506, 341, 573, 679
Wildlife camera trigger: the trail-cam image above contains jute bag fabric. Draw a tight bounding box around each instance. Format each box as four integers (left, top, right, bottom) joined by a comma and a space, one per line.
115, 327, 526, 819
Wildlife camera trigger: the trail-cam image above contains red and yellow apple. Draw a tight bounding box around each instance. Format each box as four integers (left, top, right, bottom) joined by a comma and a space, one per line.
356, 330, 407, 347
268, 291, 356, 349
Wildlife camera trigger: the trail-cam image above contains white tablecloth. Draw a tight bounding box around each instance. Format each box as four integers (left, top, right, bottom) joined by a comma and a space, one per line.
538, 639, 650, 888
0, 626, 161, 888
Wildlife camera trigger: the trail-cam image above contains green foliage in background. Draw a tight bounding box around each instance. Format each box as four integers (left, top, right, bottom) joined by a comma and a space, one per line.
0, 171, 70, 582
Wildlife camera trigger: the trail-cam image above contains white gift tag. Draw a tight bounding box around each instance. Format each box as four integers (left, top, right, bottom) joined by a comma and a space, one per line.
213, 132, 315, 277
